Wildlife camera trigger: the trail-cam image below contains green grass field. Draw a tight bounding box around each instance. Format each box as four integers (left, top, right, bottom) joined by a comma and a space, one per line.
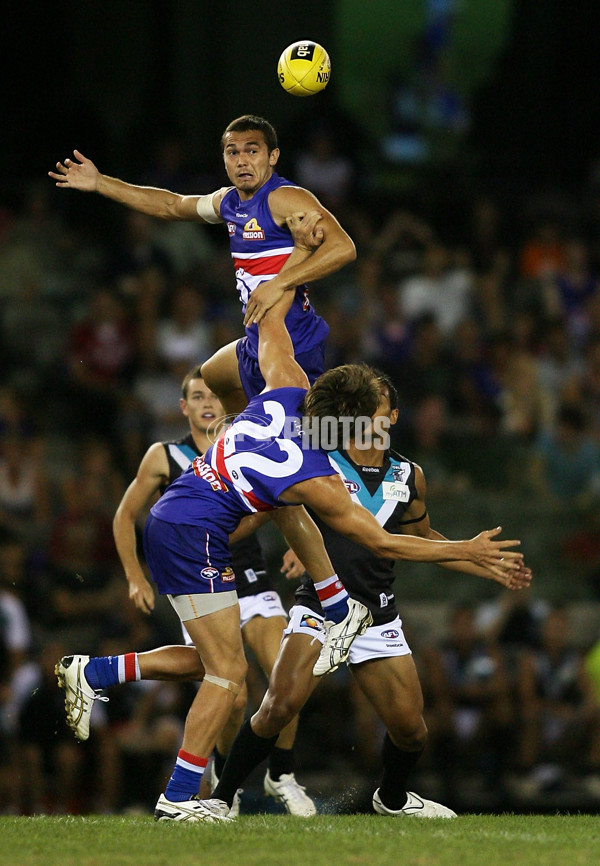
1, 814, 599, 866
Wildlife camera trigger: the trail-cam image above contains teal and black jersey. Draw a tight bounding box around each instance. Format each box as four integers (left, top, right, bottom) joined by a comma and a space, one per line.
296, 448, 419, 626
161, 433, 270, 599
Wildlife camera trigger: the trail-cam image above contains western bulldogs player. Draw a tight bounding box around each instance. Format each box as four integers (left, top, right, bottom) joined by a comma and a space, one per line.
49, 114, 355, 414
49, 116, 356, 620
111, 364, 316, 815
56, 297, 526, 823
206, 375, 533, 819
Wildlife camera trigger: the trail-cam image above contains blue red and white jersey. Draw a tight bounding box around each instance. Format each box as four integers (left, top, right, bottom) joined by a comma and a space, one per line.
219, 173, 329, 358
150, 386, 337, 525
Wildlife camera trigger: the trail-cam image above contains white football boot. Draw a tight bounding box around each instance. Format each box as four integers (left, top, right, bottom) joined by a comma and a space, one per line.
264, 770, 317, 816
373, 789, 456, 818
55, 654, 108, 741
208, 760, 242, 817
313, 599, 373, 676
154, 794, 232, 823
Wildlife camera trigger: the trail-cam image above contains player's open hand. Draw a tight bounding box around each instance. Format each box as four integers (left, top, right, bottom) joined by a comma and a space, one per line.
481, 561, 533, 591
501, 563, 533, 591
48, 149, 99, 191
467, 527, 523, 573
281, 548, 306, 580
286, 210, 324, 251
127, 573, 155, 614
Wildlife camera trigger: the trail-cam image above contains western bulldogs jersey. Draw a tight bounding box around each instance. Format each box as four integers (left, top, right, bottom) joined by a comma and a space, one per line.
151, 387, 337, 570
296, 449, 419, 626
220, 173, 329, 358
160, 433, 271, 599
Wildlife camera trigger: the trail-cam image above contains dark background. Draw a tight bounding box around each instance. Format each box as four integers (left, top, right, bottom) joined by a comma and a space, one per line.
3, 0, 600, 194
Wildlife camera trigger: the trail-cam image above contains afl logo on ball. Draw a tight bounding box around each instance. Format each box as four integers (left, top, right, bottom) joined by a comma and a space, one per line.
381, 629, 399, 639
201, 567, 220, 581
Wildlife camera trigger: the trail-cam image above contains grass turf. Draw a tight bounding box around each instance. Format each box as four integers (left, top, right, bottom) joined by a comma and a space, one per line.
1, 813, 599, 866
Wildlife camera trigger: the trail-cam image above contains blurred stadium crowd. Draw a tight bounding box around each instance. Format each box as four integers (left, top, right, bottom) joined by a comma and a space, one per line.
2, 125, 600, 815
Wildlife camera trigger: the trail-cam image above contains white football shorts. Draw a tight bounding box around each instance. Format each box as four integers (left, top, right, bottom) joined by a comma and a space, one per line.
283, 605, 412, 665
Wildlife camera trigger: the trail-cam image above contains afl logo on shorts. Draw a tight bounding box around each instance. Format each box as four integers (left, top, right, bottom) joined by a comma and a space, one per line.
344, 479, 360, 494
263, 594, 276, 601
381, 629, 400, 639
201, 567, 220, 581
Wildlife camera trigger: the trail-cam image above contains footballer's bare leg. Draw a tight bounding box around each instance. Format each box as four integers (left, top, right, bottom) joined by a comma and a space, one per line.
211, 633, 320, 808
350, 655, 426, 750
137, 645, 206, 681
351, 655, 455, 817
201, 340, 248, 416
180, 605, 247, 758
252, 632, 320, 738
242, 615, 300, 748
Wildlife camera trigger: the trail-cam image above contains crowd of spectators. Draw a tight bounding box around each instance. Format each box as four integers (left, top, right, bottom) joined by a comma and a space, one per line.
2, 128, 600, 814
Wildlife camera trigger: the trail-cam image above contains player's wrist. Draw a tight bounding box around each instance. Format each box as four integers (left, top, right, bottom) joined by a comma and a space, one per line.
95, 173, 108, 195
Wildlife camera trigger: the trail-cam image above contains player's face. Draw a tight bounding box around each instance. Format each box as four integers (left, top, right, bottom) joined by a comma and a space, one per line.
181, 378, 225, 437
222, 130, 280, 199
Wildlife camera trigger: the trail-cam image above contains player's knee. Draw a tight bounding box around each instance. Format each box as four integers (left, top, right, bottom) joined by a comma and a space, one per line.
200, 355, 229, 397
232, 681, 248, 715
207, 655, 248, 689
200, 357, 217, 390
258, 690, 299, 731
389, 717, 428, 751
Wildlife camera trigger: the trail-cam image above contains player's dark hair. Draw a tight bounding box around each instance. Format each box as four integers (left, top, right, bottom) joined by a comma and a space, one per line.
371, 368, 399, 411
181, 365, 204, 400
221, 115, 279, 153
302, 364, 381, 446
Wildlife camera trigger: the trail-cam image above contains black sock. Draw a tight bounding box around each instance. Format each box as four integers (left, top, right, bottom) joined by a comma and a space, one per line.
378, 732, 424, 810
269, 747, 294, 781
213, 747, 227, 780
212, 719, 278, 807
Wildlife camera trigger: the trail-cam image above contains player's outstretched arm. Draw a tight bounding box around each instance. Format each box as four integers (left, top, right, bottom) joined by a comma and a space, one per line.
113, 442, 169, 614
283, 474, 523, 581
256, 294, 309, 392
399, 465, 533, 591
49, 149, 226, 222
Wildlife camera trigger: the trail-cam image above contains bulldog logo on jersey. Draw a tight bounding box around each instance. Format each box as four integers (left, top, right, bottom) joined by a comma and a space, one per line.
242, 218, 265, 240
227, 222, 236, 236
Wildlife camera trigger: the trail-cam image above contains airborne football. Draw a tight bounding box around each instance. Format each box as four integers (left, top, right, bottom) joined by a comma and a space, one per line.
277, 40, 331, 96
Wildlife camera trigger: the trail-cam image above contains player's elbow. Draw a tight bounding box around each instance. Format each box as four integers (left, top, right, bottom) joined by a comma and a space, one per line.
341, 235, 357, 264
113, 506, 133, 534
161, 194, 188, 221
350, 528, 390, 559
